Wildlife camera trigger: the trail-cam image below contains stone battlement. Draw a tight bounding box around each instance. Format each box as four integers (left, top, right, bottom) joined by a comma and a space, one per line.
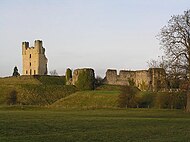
22, 40, 45, 55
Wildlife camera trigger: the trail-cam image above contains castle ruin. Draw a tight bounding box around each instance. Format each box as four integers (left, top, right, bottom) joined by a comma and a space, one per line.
22, 40, 48, 75
104, 68, 167, 91
71, 68, 95, 90
21, 40, 166, 92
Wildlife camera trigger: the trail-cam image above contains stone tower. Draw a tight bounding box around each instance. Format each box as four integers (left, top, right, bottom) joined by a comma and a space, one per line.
22, 40, 48, 75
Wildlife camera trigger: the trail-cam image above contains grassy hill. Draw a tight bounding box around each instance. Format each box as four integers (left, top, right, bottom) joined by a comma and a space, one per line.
96, 84, 122, 91
51, 90, 120, 108
0, 76, 76, 106
0, 76, 40, 85
0, 75, 66, 85
0, 77, 122, 107
17, 84, 77, 105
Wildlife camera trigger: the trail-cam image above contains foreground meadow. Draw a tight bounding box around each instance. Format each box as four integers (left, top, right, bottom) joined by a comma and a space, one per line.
0, 108, 190, 142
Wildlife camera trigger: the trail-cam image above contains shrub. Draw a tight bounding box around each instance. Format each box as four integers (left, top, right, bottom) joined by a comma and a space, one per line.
12, 66, 20, 77
139, 81, 149, 91
95, 76, 103, 88
154, 92, 169, 109
66, 68, 72, 83
138, 92, 155, 108
118, 88, 186, 109
49, 70, 58, 76
128, 78, 135, 86
6, 90, 17, 105
154, 92, 186, 109
118, 86, 139, 108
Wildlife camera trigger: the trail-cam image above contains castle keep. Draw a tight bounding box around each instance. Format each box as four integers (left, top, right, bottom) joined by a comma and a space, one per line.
22, 40, 48, 75
104, 68, 167, 91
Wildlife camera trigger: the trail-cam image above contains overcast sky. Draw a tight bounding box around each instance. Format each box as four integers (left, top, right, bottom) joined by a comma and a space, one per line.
0, 0, 190, 77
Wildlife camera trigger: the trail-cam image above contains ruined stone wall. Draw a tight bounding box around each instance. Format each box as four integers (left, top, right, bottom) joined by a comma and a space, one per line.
148, 68, 167, 92
72, 68, 95, 90
105, 69, 117, 84
104, 68, 166, 91
135, 70, 150, 91
22, 40, 48, 75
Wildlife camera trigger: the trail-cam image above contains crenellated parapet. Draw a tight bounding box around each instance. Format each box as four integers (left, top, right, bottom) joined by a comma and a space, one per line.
22, 40, 45, 55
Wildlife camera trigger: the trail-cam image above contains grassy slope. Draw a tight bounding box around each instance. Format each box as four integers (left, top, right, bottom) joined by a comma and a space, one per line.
0, 108, 190, 142
51, 84, 123, 108
0, 75, 65, 85
0, 76, 40, 85
0, 76, 76, 105
96, 84, 122, 91
0, 76, 40, 104
17, 84, 77, 105
51, 90, 119, 108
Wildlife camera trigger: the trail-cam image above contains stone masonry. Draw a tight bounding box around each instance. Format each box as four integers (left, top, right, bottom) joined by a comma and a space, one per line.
22, 40, 48, 75
72, 68, 95, 90
104, 68, 167, 91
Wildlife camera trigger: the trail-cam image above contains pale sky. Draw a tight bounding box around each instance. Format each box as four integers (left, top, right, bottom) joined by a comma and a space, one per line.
0, 0, 190, 77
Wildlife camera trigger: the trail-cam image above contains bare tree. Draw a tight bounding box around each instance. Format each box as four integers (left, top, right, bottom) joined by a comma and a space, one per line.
158, 10, 190, 112
148, 56, 184, 89
49, 70, 58, 76
159, 10, 190, 75
147, 56, 168, 70
95, 76, 103, 88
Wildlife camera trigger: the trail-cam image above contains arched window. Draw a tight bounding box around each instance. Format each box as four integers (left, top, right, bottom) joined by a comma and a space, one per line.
30, 54, 31, 58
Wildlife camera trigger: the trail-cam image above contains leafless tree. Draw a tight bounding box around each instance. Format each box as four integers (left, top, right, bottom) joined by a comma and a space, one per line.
147, 56, 168, 70
49, 70, 58, 76
95, 76, 103, 88
158, 10, 190, 112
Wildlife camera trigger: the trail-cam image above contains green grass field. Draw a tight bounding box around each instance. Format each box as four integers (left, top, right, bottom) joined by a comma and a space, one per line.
0, 108, 190, 142
0, 77, 190, 141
